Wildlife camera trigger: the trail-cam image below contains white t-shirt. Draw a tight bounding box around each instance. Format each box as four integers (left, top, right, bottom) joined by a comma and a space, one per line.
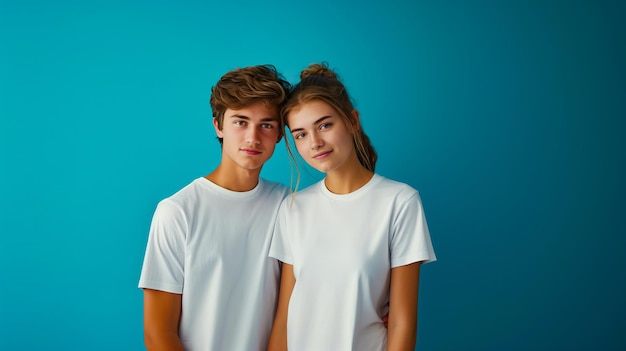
138, 177, 289, 351
269, 174, 436, 351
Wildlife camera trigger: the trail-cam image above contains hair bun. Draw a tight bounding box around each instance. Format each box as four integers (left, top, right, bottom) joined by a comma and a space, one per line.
300, 62, 338, 80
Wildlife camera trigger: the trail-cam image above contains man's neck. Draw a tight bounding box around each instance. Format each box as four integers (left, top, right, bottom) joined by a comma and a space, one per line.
205, 164, 261, 192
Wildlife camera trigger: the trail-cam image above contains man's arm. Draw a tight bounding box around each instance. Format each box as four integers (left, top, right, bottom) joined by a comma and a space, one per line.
143, 288, 185, 351
267, 263, 296, 351
387, 262, 421, 351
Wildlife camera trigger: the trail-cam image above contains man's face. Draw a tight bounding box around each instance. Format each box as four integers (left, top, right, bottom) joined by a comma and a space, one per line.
214, 100, 281, 172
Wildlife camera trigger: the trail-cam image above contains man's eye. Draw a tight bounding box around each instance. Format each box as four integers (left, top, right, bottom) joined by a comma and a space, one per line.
235, 121, 246, 126
261, 123, 274, 129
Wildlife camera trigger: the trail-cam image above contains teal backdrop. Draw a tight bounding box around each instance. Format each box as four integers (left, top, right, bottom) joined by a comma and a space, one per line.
1, 0, 624, 350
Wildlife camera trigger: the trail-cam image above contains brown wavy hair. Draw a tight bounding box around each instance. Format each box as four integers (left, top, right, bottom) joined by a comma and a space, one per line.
282, 63, 378, 181
210, 64, 291, 144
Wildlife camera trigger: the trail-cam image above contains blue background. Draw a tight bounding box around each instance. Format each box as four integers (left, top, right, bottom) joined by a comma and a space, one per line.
1, 0, 624, 350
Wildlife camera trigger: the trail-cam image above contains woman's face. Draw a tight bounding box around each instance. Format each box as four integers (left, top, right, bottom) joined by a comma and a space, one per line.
287, 100, 356, 174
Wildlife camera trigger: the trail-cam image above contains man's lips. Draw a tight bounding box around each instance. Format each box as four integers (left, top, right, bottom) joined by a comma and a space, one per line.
241, 148, 262, 155
313, 150, 332, 159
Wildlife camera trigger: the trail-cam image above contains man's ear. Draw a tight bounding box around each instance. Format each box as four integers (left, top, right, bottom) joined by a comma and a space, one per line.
213, 118, 224, 138
350, 109, 361, 132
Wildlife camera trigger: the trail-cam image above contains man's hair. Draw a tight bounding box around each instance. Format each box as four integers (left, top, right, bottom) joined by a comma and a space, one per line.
210, 64, 291, 144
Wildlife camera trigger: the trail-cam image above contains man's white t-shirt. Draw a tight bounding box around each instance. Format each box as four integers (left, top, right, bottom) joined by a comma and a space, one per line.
269, 174, 436, 351
139, 177, 289, 351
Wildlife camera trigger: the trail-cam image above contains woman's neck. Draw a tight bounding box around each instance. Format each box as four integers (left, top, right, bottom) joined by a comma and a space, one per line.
324, 159, 373, 194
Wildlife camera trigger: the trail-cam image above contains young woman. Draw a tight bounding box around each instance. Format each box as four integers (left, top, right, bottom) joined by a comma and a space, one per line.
268, 63, 436, 351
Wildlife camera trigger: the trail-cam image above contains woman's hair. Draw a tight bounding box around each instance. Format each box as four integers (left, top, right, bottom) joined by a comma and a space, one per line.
282, 63, 378, 186
210, 64, 291, 145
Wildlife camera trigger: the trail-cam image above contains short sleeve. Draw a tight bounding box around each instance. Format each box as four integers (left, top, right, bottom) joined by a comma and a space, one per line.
138, 199, 187, 293
268, 198, 293, 264
390, 192, 437, 268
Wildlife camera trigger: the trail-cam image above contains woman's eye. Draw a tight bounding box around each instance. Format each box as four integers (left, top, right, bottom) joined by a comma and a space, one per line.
319, 123, 331, 130
294, 132, 305, 139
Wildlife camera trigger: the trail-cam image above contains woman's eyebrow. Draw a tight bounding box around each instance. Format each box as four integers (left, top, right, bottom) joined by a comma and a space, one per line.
290, 116, 331, 133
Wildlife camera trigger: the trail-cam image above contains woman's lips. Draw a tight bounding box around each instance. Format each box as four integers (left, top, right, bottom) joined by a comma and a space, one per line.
313, 150, 332, 159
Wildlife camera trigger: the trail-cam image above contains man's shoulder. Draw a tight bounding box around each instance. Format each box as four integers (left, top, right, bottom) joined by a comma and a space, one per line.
157, 177, 207, 206
259, 178, 290, 197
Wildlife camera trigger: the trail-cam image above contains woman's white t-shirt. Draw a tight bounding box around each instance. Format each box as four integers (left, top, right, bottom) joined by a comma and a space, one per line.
269, 174, 436, 351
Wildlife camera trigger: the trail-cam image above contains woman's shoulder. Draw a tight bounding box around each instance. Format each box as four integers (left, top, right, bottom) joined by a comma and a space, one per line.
296, 179, 324, 195
278, 180, 324, 210
373, 174, 420, 195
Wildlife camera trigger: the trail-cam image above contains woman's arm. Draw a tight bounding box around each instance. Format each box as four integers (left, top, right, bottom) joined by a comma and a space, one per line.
387, 262, 422, 351
143, 288, 185, 351
267, 263, 296, 351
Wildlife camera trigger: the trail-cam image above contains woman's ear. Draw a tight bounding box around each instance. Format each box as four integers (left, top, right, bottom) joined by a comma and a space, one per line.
350, 109, 361, 132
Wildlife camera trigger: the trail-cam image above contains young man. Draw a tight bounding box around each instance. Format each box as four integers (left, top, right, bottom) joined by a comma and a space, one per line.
138, 65, 291, 351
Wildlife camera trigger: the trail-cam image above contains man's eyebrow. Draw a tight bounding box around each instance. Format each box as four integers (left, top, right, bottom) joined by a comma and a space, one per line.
290, 116, 331, 133
229, 115, 278, 122
260, 117, 279, 122
229, 114, 250, 119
